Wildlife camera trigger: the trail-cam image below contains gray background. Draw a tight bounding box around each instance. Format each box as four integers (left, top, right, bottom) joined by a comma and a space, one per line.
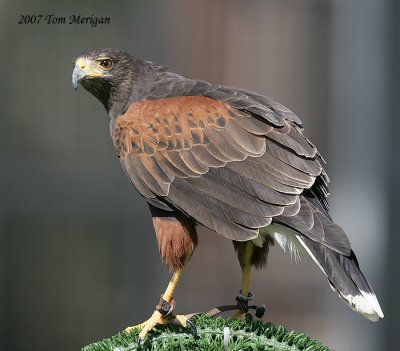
1, 0, 397, 350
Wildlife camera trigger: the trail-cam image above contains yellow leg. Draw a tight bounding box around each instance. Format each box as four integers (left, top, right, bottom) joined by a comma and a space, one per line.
162, 268, 183, 301
238, 241, 254, 296
241, 262, 252, 297
234, 241, 254, 318
125, 267, 188, 340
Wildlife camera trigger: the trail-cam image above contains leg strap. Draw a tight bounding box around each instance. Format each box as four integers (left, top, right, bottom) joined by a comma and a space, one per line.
156, 296, 176, 316
185, 291, 266, 319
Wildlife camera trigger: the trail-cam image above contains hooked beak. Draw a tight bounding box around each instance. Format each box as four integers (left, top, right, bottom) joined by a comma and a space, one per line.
72, 65, 86, 90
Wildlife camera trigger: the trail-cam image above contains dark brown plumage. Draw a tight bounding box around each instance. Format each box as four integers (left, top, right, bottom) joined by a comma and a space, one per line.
72, 48, 383, 337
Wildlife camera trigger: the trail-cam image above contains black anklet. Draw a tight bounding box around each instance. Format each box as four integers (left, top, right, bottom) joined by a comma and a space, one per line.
156, 296, 176, 316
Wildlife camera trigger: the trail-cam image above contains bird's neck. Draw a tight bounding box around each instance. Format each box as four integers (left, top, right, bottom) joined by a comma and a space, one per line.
108, 60, 180, 120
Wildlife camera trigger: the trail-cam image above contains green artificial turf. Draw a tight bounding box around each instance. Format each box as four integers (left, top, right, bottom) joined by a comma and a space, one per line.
82, 315, 331, 351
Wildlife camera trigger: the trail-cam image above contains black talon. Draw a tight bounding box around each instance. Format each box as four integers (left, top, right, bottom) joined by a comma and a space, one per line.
186, 318, 199, 339
136, 336, 143, 350
245, 312, 253, 331
171, 315, 199, 339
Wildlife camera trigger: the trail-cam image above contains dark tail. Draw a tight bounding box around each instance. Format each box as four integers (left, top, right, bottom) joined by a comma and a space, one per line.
298, 235, 384, 321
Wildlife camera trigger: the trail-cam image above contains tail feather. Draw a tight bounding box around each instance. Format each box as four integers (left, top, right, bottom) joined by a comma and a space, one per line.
269, 178, 383, 321
297, 235, 384, 321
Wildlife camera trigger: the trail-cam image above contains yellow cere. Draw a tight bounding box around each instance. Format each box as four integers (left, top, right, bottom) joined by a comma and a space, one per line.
75, 57, 103, 77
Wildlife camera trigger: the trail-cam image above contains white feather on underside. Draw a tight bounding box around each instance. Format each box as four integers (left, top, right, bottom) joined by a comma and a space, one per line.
258, 224, 307, 263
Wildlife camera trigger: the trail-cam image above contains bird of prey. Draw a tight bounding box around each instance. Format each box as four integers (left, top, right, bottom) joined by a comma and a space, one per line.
72, 48, 383, 340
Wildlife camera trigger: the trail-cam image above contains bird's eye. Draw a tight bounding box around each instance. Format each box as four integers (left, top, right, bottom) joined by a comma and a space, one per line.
99, 59, 113, 69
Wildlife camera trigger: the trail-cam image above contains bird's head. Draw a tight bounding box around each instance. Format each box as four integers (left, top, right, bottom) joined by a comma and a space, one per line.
73, 48, 181, 118
72, 48, 138, 115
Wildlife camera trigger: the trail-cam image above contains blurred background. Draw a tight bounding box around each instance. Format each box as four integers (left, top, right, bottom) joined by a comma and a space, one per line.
0, 0, 398, 350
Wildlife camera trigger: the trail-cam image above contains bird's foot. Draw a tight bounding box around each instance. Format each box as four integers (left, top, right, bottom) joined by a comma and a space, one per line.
125, 297, 196, 342
233, 291, 265, 330
203, 290, 266, 330
235, 291, 266, 318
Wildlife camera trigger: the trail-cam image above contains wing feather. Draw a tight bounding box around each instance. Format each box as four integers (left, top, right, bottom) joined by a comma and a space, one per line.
230, 111, 273, 135
265, 140, 322, 176
123, 156, 169, 196
211, 166, 298, 206
140, 155, 174, 184
277, 196, 351, 255
223, 121, 266, 156
227, 161, 303, 195
178, 149, 209, 174
246, 156, 315, 187
162, 151, 202, 178
267, 122, 317, 158
168, 180, 267, 240
120, 157, 157, 198
189, 172, 284, 218
191, 145, 227, 167
204, 128, 248, 161
112, 84, 341, 246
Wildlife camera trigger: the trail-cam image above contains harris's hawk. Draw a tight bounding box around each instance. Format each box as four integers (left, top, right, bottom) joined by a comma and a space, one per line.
72, 48, 383, 340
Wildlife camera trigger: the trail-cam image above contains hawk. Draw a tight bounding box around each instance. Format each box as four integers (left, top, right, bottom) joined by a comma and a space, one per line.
72, 48, 383, 340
